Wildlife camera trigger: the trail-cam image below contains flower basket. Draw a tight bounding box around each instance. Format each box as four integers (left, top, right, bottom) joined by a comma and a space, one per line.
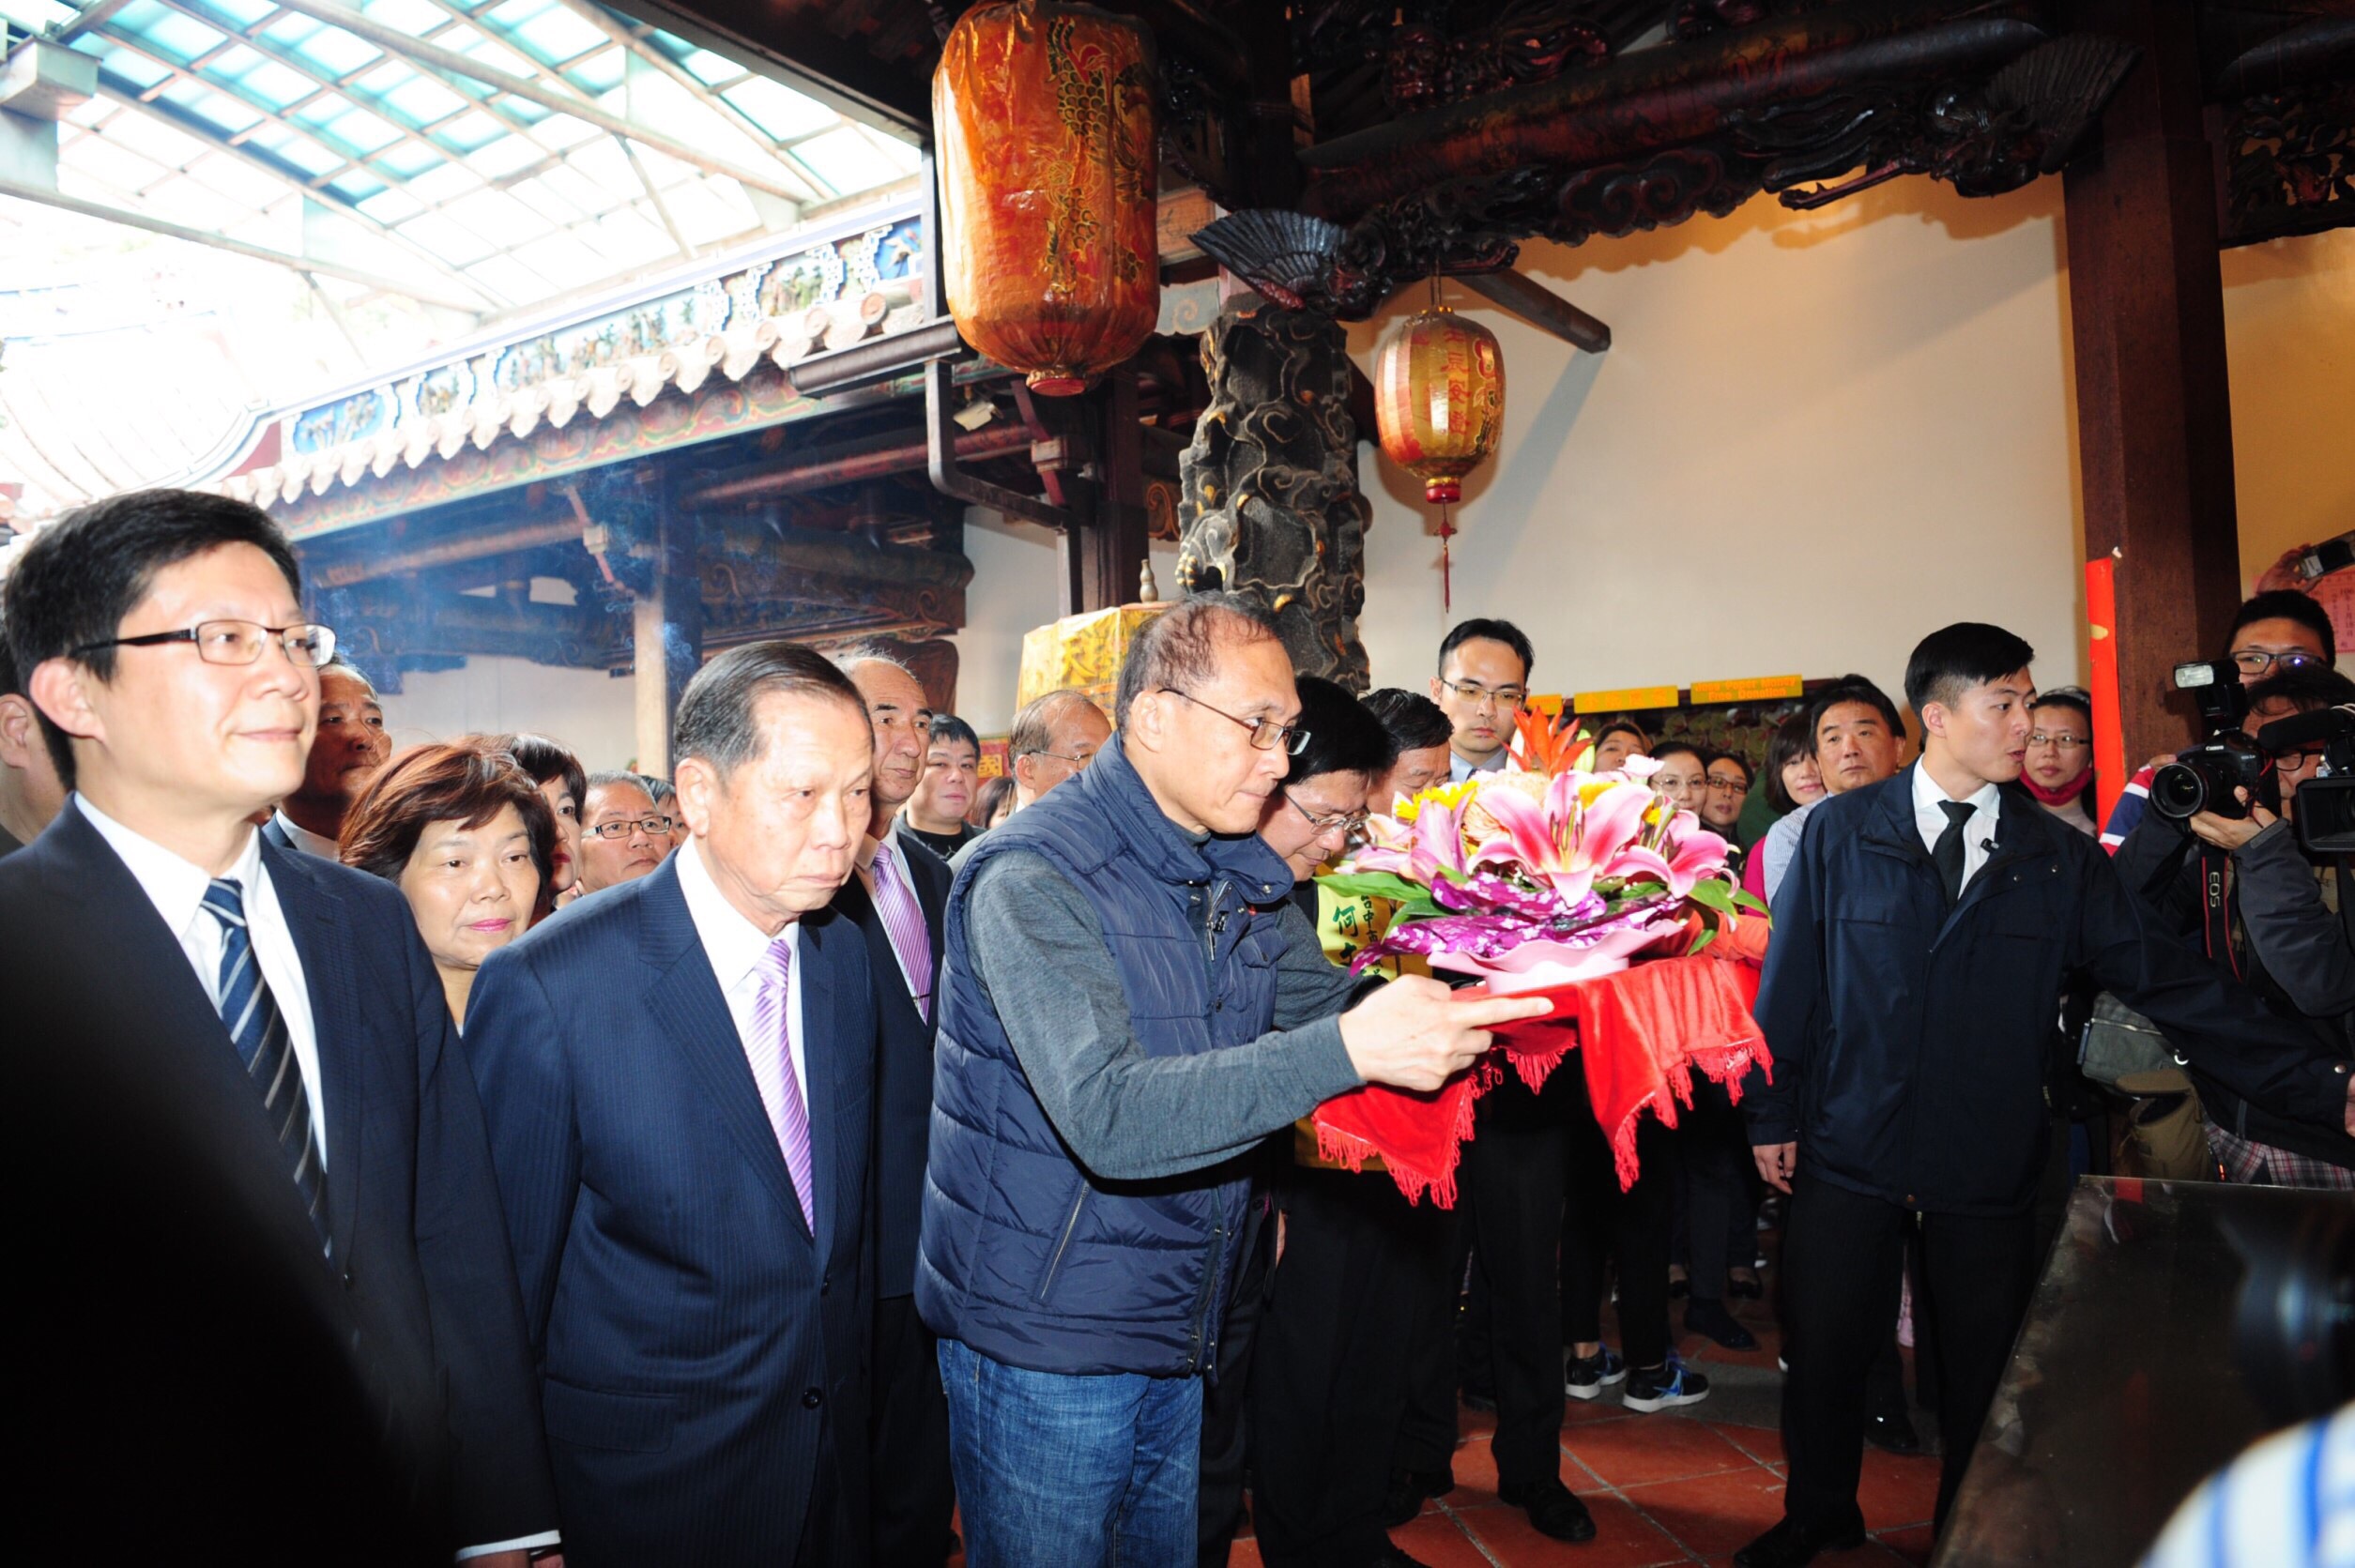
1308, 715, 1772, 1205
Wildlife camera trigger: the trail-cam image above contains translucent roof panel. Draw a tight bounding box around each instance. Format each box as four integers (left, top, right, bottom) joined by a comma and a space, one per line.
27, 0, 925, 321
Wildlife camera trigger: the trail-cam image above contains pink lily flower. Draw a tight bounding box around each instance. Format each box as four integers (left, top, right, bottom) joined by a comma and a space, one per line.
1467, 774, 1656, 909
1605, 811, 1735, 899
1354, 794, 1469, 884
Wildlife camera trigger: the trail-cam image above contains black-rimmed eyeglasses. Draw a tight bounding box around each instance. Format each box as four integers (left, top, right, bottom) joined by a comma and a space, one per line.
1160, 688, 1309, 755
75, 619, 338, 669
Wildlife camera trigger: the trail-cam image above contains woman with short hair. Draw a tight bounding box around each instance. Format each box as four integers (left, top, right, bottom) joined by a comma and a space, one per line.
343, 742, 554, 1029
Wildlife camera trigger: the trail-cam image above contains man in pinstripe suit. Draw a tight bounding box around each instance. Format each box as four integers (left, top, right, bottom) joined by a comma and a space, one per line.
466, 640, 881, 1567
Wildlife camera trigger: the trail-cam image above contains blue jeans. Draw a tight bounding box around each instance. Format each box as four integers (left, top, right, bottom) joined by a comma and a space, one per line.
938, 1336, 1202, 1568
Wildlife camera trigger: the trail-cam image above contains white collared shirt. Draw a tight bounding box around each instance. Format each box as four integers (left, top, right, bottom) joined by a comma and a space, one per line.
674, 838, 806, 1104
1913, 766, 2002, 896
270, 808, 340, 860
1448, 747, 1506, 784
77, 793, 328, 1165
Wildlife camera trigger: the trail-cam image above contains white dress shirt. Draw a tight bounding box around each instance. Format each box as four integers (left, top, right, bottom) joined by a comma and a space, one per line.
270, 808, 340, 860
1449, 747, 1506, 784
79, 794, 329, 1166
1913, 766, 2002, 896
675, 838, 807, 1107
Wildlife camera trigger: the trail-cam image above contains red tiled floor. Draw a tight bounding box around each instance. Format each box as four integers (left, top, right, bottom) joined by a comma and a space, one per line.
1710, 1420, 1785, 1467
1447, 1435, 1502, 1509
1619, 1463, 1789, 1557
1564, 1410, 1759, 1489
1449, 1494, 1690, 1567
1875, 1521, 1937, 1565
1855, 1448, 1943, 1531
1390, 1509, 1516, 1567
1227, 1538, 1263, 1566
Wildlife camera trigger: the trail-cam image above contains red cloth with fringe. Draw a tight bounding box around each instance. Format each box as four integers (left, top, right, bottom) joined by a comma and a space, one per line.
1308, 955, 1771, 1207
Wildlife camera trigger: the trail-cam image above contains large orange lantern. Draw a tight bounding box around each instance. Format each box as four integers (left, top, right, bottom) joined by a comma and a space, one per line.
1373, 303, 1506, 504
934, 0, 1158, 396
1374, 298, 1506, 608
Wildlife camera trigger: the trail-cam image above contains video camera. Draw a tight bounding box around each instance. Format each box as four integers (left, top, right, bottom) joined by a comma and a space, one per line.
2149, 661, 2265, 821
2252, 701, 2355, 856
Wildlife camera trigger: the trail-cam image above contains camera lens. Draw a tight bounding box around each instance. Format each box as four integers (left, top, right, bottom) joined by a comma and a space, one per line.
2149, 761, 2209, 820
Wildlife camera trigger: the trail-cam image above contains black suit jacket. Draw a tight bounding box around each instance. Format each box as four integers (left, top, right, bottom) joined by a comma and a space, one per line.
832, 831, 950, 1298
0, 805, 557, 1556
464, 854, 878, 1568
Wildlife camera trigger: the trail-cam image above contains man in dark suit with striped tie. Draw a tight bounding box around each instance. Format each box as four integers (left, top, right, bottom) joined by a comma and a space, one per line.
833, 649, 956, 1564
0, 490, 558, 1562
464, 641, 881, 1567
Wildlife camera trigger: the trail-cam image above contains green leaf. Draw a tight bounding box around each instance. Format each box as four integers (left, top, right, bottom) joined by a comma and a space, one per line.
1687, 924, 1720, 957
1686, 877, 1736, 913
1317, 871, 1444, 918
1732, 891, 1769, 916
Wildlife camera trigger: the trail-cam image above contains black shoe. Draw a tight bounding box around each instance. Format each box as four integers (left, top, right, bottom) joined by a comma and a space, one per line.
1378, 1466, 1454, 1528
1728, 1269, 1766, 1300
1864, 1408, 1922, 1454
1686, 1298, 1759, 1350
1369, 1545, 1435, 1568
1497, 1478, 1598, 1543
1731, 1515, 1867, 1568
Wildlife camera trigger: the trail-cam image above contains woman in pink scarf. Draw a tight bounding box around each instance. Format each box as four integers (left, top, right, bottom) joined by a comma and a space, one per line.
2024, 687, 2099, 836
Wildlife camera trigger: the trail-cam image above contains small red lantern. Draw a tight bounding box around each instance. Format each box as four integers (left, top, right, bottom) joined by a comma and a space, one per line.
1374, 297, 1506, 607
934, 0, 1159, 396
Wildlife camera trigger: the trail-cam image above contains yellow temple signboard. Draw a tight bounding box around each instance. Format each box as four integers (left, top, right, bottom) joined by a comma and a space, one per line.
1690, 675, 1806, 705
1572, 685, 1681, 716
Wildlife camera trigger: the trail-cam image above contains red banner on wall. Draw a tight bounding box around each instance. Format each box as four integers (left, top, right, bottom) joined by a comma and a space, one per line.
2087, 556, 2127, 829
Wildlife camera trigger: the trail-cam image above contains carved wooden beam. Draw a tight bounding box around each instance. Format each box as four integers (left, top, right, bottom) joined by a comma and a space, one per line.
1457, 270, 1613, 353
1301, 0, 2052, 216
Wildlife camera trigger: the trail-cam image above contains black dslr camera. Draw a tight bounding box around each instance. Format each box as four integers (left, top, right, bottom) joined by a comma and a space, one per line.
2149, 661, 2266, 821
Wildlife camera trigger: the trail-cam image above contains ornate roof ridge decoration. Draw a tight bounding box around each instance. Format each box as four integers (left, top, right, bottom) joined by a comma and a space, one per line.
218, 199, 929, 511
1274, 0, 2138, 315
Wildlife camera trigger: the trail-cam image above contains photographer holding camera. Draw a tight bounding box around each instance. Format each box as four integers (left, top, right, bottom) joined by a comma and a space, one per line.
2115, 664, 2355, 1187
2101, 590, 2336, 850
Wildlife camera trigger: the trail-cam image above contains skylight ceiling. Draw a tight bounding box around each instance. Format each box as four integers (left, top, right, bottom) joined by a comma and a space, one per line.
7, 0, 924, 315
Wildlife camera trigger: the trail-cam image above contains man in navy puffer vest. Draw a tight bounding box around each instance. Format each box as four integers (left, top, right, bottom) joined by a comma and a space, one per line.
918, 596, 1549, 1568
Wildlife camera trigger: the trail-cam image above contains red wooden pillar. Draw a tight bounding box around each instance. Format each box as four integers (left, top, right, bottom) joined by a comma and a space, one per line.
2061, 0, 2241, 768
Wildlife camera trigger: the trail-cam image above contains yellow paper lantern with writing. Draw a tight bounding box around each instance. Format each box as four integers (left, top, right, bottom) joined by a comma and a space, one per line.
1374, 306, 1505, 503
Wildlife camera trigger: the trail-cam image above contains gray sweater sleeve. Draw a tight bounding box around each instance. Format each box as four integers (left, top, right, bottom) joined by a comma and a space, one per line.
965, 851, 1367, 1181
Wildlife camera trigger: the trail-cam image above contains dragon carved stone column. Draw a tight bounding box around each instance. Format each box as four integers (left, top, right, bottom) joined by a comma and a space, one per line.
1176, 303, 1370, 690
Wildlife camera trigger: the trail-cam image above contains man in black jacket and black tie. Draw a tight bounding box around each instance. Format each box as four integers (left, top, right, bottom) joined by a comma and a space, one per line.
1736, 622, 2355, 1568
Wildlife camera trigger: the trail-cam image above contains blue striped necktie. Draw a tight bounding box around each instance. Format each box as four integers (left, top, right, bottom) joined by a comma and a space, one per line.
202, 877, 330, 1253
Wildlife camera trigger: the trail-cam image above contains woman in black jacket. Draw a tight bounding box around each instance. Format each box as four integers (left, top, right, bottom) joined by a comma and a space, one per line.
2113, 665, 2355, 1187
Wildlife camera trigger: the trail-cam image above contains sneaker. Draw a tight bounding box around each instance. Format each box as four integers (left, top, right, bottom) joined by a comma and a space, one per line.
1565, 1345, 1627, 1401
1624, 1356, 1712, 1412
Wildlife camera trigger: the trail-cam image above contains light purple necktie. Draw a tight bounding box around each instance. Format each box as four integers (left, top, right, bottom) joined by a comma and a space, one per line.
870, 840, 934, 1023
750, 934, 816, 1230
